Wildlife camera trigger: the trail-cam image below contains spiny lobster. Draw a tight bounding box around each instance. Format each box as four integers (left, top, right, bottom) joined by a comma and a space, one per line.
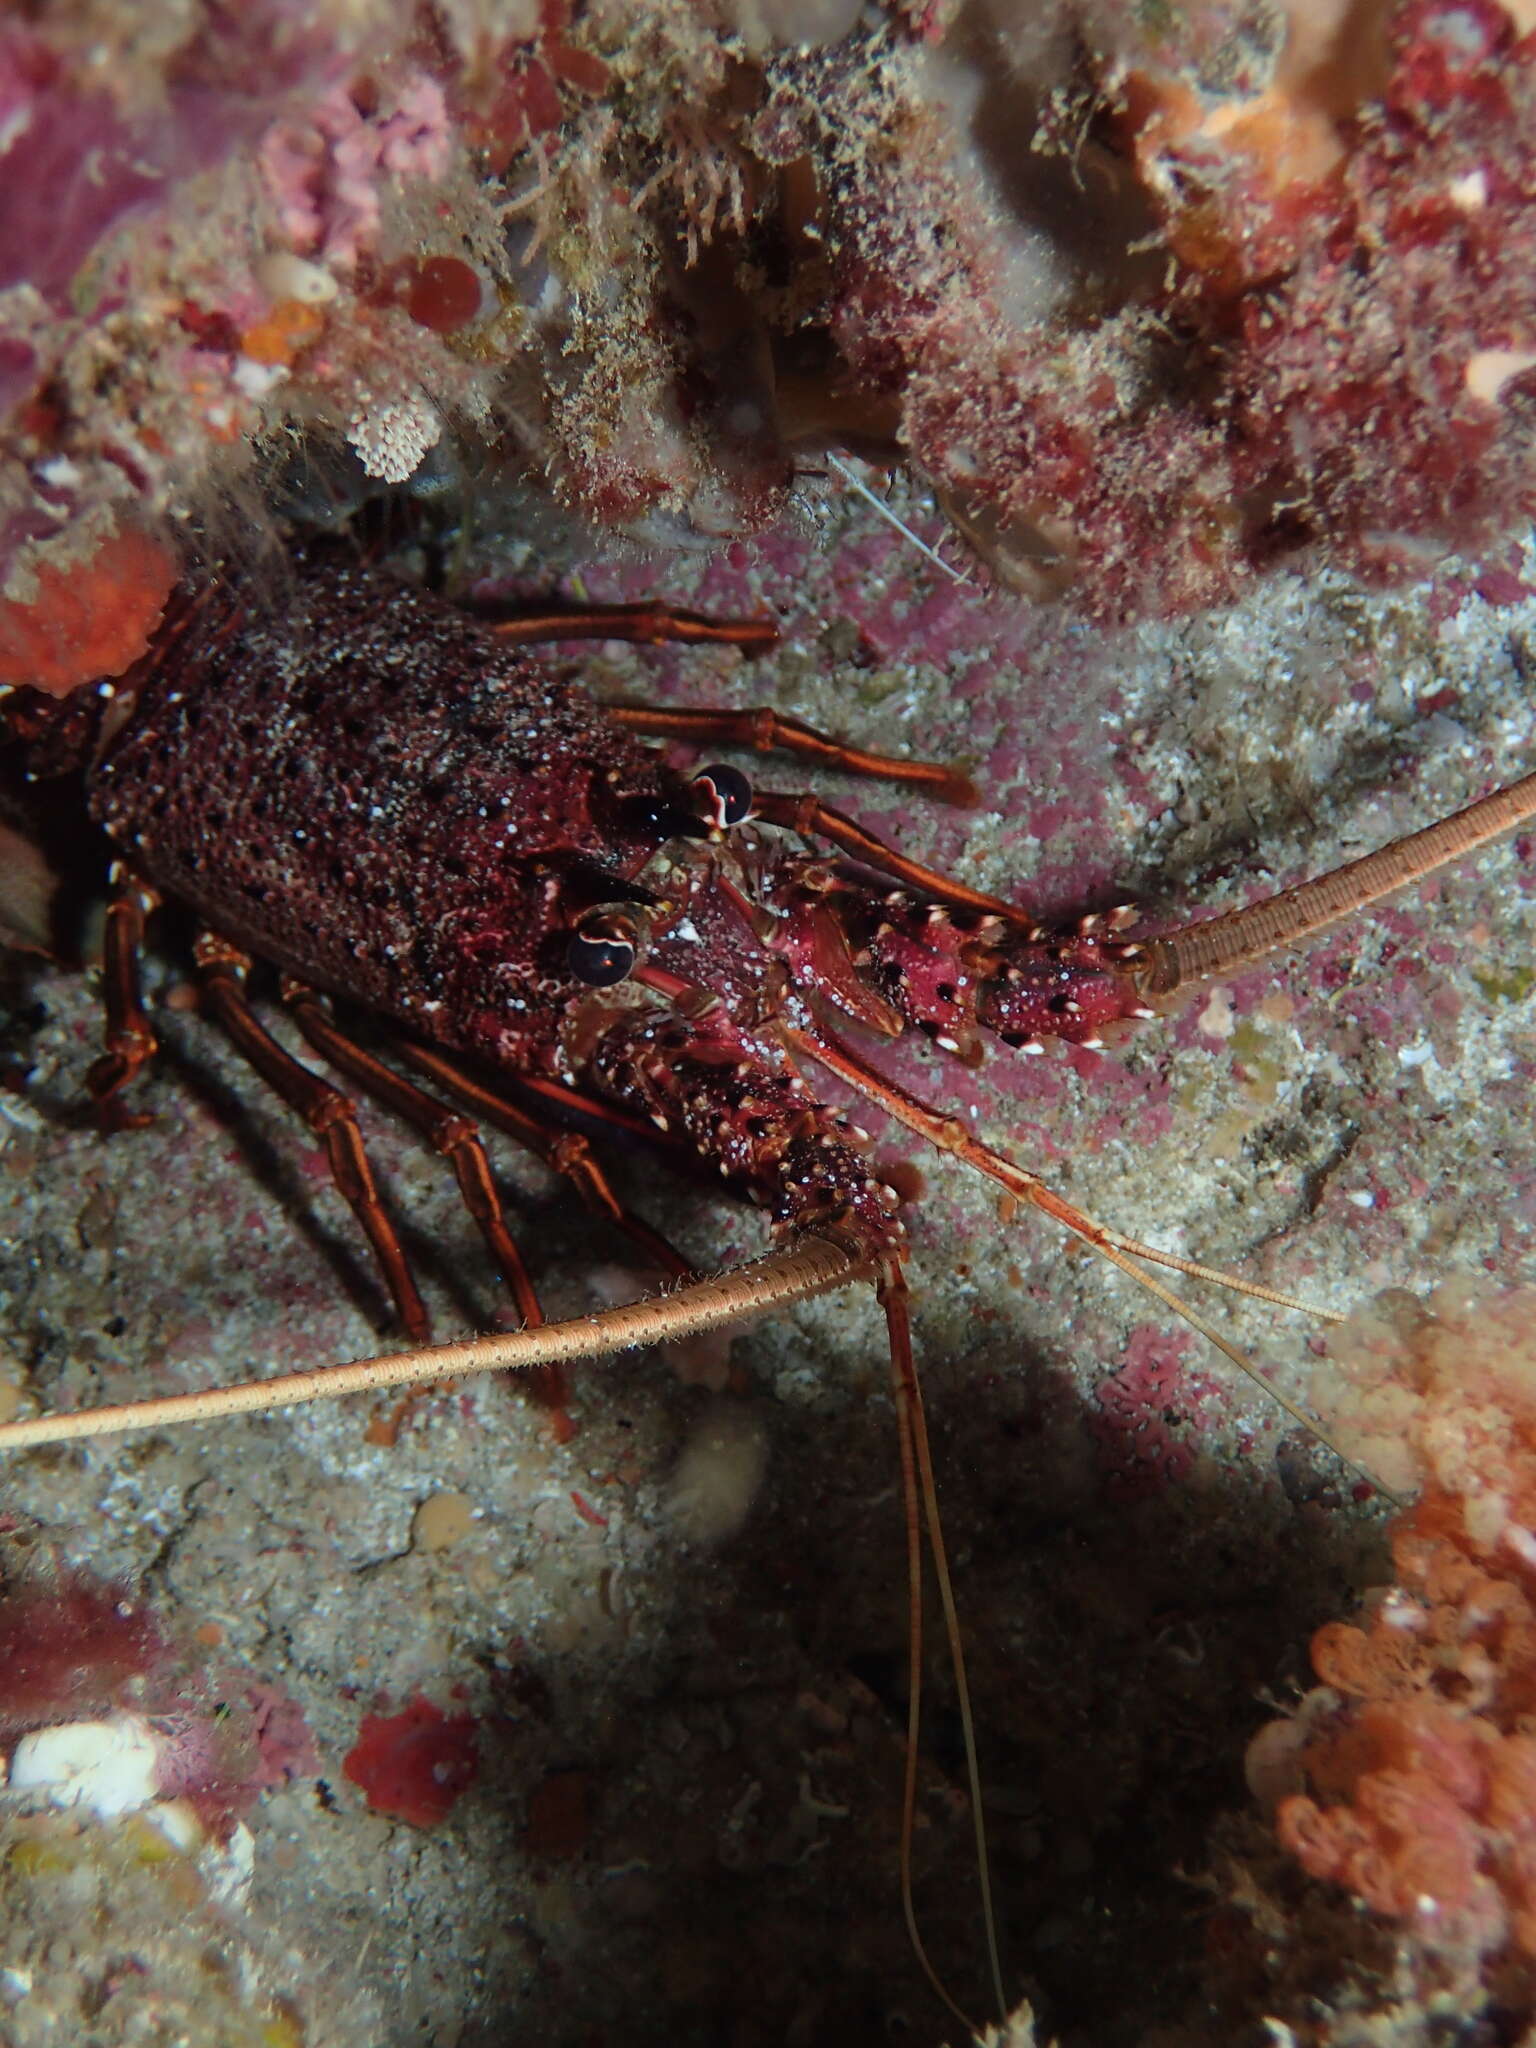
2, 542, 1534, 2030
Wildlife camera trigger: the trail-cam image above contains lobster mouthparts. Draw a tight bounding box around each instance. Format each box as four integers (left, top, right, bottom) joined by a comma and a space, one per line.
766, 864, 1154, 1064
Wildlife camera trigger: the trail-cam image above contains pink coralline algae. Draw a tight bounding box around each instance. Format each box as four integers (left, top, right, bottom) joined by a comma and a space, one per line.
0, 1566, 317, 1838
1090, 1325, 1215, 1499
2, 0, 1536, 664
258, 73, 453, 274
0, 1572, 169, 1740
1254, 1285, 1536, 1992
244, 1682, 323, 1792
343, 1695, 480, 1828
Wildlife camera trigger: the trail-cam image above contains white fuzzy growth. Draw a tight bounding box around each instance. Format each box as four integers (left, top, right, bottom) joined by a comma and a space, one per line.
8, 1712, 160, 1817
725, 0, 864, 54
347, 392, 442, 483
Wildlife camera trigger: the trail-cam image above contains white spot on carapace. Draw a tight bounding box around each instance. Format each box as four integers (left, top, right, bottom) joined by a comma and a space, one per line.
1465, 347, 1536, 405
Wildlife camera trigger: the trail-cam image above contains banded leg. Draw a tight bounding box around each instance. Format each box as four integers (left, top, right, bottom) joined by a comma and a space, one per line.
487, 602, 777, 653
280, 983, 541, 1327
193, 935, 429, 1344
86, 866, 161, 1130
602, 703, 976, 807
753, 789, 1024, 923
606, 692, 999, 906
388, 1040, 693, 1282
491, 592, 978, 816
280, 983, 580, 1418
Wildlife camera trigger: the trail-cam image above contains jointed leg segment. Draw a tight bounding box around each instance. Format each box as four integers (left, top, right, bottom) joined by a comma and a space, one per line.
280, 983, 543, 1329
604, 702, 977, 807
752, 789, 1023, 920
193, 935, 429, 1345
487, 602, 778, 653
86, 865, 162, 1130
86, 894, 694, 1376
390, 1040, 693, 1282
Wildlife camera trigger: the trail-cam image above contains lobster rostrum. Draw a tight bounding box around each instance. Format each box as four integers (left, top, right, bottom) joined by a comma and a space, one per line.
6, 544, 1536, 2027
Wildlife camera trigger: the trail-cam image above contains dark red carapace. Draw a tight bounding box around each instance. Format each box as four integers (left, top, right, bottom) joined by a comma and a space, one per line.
17, 548, 1154, 1286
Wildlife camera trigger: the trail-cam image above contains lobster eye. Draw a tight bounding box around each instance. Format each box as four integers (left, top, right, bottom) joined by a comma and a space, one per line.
566, 928, 636, 987
691, 762, 754, 830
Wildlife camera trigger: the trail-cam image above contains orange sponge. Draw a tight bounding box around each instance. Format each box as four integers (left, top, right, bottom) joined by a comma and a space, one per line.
0, 527, 177, 697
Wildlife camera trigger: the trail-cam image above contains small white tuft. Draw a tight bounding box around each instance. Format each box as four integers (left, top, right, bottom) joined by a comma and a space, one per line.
666, 1403, 769, 1545
347, 391, 442, 483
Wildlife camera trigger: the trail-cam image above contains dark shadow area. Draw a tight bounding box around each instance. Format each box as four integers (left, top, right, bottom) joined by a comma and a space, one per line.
425, 1316, 1388, 2048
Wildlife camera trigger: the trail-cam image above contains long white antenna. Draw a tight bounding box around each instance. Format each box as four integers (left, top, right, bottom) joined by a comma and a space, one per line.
822, 453, 971, 586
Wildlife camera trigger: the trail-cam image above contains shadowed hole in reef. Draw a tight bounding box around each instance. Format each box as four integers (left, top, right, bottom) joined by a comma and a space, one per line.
435, 1348, 1389, 2046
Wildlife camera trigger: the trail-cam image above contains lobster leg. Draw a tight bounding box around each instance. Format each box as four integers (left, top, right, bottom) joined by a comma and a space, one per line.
486, 602, 777, 652
388, 1040, 693, 1282
753, 788, 1023, 920
85, 865, 161, 1130
602, 703, 976, 805
192, 935, 430, 1345
279, 985, 542, 1326
279, 984, 582, 1419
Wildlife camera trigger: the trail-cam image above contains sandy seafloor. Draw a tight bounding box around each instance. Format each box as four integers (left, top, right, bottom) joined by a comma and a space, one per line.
1, 483, 1534, 2047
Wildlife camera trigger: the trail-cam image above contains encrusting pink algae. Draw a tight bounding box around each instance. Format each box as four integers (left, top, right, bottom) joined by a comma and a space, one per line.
4, 1, 1536, 673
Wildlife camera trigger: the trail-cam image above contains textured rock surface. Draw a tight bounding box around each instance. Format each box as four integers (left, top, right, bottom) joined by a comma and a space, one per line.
2, 481, 1533, 2044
